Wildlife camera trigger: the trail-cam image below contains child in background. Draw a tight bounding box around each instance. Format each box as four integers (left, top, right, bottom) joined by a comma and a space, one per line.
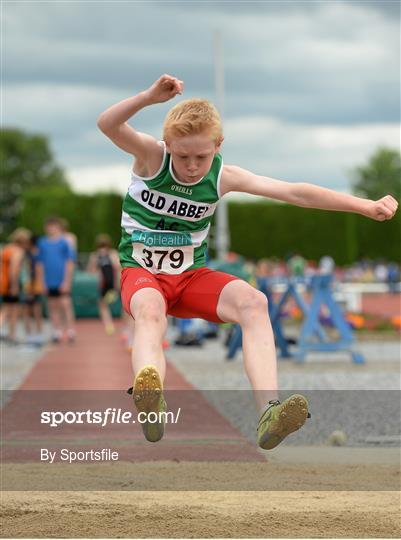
0, 228, 31, 344
87, 234, 121, 335
60, 218, 78, 254
37, 217, 76, 343
23, 235, 45, 346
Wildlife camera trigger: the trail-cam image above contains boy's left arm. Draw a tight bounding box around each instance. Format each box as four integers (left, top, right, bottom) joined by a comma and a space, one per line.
221, 165, 398, 221
60, 243, 76, 293
60, 260, 74, 293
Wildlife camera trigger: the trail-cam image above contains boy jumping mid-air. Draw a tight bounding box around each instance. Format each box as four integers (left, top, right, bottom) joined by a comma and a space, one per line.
98, 75, 398, 449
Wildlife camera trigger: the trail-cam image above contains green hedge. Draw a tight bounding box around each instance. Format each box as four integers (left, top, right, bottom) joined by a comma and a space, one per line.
17, 187, 123, 252
227, 202, 401, 264
16, 190, 400, 263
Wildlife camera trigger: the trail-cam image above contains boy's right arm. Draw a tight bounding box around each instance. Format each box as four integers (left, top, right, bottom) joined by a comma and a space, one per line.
9, 249, 24, 296
97, 75, 183, 163
36, 241, 47, 294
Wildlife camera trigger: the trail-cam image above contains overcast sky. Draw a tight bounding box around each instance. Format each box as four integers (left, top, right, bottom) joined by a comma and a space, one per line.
3, 0, 400, 198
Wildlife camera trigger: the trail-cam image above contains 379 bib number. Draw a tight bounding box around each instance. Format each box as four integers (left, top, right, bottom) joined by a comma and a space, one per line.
131, 230, 193, 275
140, 248, 184, 270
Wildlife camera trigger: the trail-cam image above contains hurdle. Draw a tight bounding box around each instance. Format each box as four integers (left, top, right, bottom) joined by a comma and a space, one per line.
226, 274, 365, 364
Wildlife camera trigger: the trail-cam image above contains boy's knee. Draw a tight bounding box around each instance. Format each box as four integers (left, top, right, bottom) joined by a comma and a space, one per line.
131, 300, 166, 327
236, 289, 268, 319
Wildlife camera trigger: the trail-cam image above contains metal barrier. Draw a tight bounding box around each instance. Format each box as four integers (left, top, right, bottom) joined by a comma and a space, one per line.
227, 274, 365, 364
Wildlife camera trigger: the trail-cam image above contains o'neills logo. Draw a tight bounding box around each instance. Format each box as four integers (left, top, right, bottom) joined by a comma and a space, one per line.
135, 277, 153, 285
171, 184, 192, 195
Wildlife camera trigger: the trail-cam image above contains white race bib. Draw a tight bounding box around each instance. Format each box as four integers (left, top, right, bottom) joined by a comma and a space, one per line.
132, 230, 194, 275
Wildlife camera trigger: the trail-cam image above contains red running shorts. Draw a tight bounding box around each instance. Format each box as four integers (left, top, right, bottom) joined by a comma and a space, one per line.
121, 267, 240, 323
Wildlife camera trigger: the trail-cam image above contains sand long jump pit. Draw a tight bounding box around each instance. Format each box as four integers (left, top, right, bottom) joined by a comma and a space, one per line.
1, 389, 400, 538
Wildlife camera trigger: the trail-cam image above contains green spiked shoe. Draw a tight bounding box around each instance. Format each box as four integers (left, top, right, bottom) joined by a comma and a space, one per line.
127, 365, 167, 443
257, 394, 310, 450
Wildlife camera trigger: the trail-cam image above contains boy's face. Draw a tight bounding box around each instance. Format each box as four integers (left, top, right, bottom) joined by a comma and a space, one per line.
167, 132, 222, 184
45, 222, 62, 237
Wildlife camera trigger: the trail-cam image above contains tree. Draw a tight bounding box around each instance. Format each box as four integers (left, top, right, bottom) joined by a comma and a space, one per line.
0, 128, 68, 238
351, 147, 401, 201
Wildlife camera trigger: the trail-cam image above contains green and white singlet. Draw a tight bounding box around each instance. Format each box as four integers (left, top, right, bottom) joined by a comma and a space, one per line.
119, 142, 223, 275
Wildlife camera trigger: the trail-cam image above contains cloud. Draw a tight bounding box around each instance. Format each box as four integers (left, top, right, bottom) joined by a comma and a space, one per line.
3, 84, 121, 136
67, 163, 131, 194
3, 2, 214, 90
3, 0, 399, 125
224, 116, 399, 188
2, 0, 400, 195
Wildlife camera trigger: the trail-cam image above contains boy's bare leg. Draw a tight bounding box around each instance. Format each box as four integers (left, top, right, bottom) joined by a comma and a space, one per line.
48, 298, 63, 339
0, 306, 7, 329
60, 295, 75, 333
7, 304, 20, 342
128, 288, 167, 443
33, 303, 43, 334
98, 299, 115, 334
23, 305, 32, 336
129, 288, 167, 380
217, 280, 310, 450
216, 280, 278, 412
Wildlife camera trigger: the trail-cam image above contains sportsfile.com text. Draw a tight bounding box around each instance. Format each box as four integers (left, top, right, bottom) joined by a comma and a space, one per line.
40, 407, 181, 427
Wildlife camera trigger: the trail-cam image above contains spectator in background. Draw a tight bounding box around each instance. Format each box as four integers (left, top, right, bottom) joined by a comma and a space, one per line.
244, 259, 257, 286
23, 235, 45, 345
87, 234, 121, 335
361, 262, 375, 283
60, 218, 78, 254
255, 258, 272, 279
318, 255, 335, 275
287, 253, 306, 278
0, 228, 31, 343
37, 217, 76, 343
374, 259, 388, 283
387, 262, 400, 294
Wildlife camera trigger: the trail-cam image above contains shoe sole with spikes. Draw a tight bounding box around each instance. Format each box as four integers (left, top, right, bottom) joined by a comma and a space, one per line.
258, 394, 309, 450
133, 365, 166, 443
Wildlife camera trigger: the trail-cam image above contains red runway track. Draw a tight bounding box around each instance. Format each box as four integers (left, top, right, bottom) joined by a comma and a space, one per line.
2, 320, 263, 463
